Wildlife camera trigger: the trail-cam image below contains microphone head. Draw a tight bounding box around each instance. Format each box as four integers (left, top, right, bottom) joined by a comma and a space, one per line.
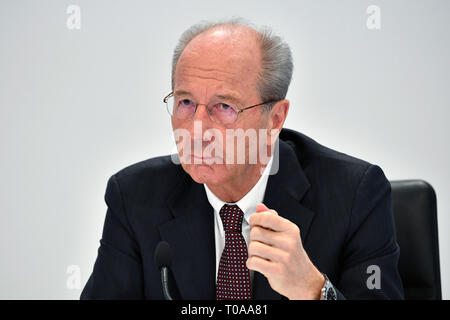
154, 241, 172, 269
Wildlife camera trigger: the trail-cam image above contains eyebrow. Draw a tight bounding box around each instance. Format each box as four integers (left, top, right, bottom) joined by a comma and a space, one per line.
173, 90, 242, 105
173, 90, 192, 97
214, 94, 241, 105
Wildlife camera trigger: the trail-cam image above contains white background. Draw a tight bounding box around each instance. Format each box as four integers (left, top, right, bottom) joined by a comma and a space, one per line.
0, 0, 448, 299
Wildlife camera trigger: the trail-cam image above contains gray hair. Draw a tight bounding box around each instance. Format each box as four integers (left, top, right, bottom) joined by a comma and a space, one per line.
171, 18, 293, 112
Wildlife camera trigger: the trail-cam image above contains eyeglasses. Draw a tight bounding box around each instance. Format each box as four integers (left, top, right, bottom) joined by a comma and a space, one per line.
163, 92, 277, 125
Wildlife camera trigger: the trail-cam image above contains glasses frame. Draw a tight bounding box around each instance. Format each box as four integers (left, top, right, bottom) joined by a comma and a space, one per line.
163, 92, 278, 124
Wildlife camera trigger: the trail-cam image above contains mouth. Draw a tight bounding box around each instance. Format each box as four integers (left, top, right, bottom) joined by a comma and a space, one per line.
191, 153, 221, 163
193, 154, 214, 160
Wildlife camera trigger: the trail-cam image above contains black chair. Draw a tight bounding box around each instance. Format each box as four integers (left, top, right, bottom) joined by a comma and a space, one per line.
390, 180, 441, 299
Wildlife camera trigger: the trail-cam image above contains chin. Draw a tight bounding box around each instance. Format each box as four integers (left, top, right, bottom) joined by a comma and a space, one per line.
182, 163, 225, 185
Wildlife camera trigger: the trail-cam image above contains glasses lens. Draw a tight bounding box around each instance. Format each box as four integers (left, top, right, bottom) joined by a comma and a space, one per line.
165, 95, 196, 120
164, 95, 239, 124
208, 103, 238, 124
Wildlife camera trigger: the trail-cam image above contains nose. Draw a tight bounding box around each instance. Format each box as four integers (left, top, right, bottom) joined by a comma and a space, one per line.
190, 103, 216, 134
189, 103, 216, 147
192, 103, 211, 122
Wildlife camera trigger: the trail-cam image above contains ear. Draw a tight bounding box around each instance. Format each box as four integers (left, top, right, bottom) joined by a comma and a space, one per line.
266, 99, 289, 146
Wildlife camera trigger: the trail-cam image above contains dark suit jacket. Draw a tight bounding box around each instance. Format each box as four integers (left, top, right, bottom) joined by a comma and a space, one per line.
81, 128, 404, 300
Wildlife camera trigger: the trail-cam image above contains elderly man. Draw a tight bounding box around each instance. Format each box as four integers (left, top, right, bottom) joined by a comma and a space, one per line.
81, 19, 404, 300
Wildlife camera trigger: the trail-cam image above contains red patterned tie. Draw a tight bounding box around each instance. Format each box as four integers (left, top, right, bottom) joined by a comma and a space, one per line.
216, 204, 252, 300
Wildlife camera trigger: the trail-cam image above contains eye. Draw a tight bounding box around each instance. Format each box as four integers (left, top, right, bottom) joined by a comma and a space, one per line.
180, 99, 194, 106
209, 102, 238, 124
211, 103, 237, 114
219, 103, 232, 110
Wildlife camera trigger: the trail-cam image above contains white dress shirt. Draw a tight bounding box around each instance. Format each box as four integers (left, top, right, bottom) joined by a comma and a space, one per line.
203, 155, 274, 283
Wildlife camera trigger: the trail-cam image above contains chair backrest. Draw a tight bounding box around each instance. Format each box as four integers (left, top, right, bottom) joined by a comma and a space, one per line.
390, 180, 441, 299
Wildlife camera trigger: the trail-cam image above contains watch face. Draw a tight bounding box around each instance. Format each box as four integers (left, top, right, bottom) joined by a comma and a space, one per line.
327, 287, 337, 300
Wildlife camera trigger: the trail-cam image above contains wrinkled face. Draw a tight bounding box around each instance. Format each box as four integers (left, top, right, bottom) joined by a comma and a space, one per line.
171, 27, 272, 187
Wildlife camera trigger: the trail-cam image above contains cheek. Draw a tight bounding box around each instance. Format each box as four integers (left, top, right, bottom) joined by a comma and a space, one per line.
171, 117, 185, 131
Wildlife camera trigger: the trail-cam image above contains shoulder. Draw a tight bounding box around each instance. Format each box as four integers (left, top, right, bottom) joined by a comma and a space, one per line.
279, 128, 389, 204
114, 154, 183, 181
106, 154, 187, 202
280, 127, 378, 180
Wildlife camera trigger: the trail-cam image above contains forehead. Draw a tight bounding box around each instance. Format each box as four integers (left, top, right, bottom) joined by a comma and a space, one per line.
174, 27, 262, 97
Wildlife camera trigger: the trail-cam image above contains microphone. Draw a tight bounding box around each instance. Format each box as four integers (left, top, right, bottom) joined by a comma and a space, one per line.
154, 241, 174, 300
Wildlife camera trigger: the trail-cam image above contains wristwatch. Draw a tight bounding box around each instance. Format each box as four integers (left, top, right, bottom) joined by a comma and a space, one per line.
320, 273, 337, 300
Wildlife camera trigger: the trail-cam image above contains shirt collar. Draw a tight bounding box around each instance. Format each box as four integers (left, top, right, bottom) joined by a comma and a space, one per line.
204, 155, 274, 225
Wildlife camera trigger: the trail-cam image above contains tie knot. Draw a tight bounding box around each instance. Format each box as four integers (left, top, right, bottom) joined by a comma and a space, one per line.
219, 204, 244, 232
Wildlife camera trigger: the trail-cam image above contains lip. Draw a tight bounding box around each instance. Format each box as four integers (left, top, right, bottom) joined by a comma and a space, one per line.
192, 154, 214, 160
191, 154, 222, 162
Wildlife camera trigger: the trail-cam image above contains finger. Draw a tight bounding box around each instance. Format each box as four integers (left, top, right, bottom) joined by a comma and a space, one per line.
250, 225, 299, 253
255, 203, 278, 215
246, 255, 277, 277
249, 211, 291, 232
250, 226, 282, 247
248, 240, 288, 263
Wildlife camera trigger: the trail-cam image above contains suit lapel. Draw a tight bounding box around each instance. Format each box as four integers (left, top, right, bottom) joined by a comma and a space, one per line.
158, 174, 216, 299
252, 139, 316, 300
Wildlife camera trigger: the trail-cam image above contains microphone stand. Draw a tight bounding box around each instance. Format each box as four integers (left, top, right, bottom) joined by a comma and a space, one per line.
161, 266, 173, 300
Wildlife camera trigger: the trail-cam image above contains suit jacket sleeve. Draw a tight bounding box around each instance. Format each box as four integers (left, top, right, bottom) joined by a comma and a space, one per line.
80, 174, 144, 299
333, 164, 404, 299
